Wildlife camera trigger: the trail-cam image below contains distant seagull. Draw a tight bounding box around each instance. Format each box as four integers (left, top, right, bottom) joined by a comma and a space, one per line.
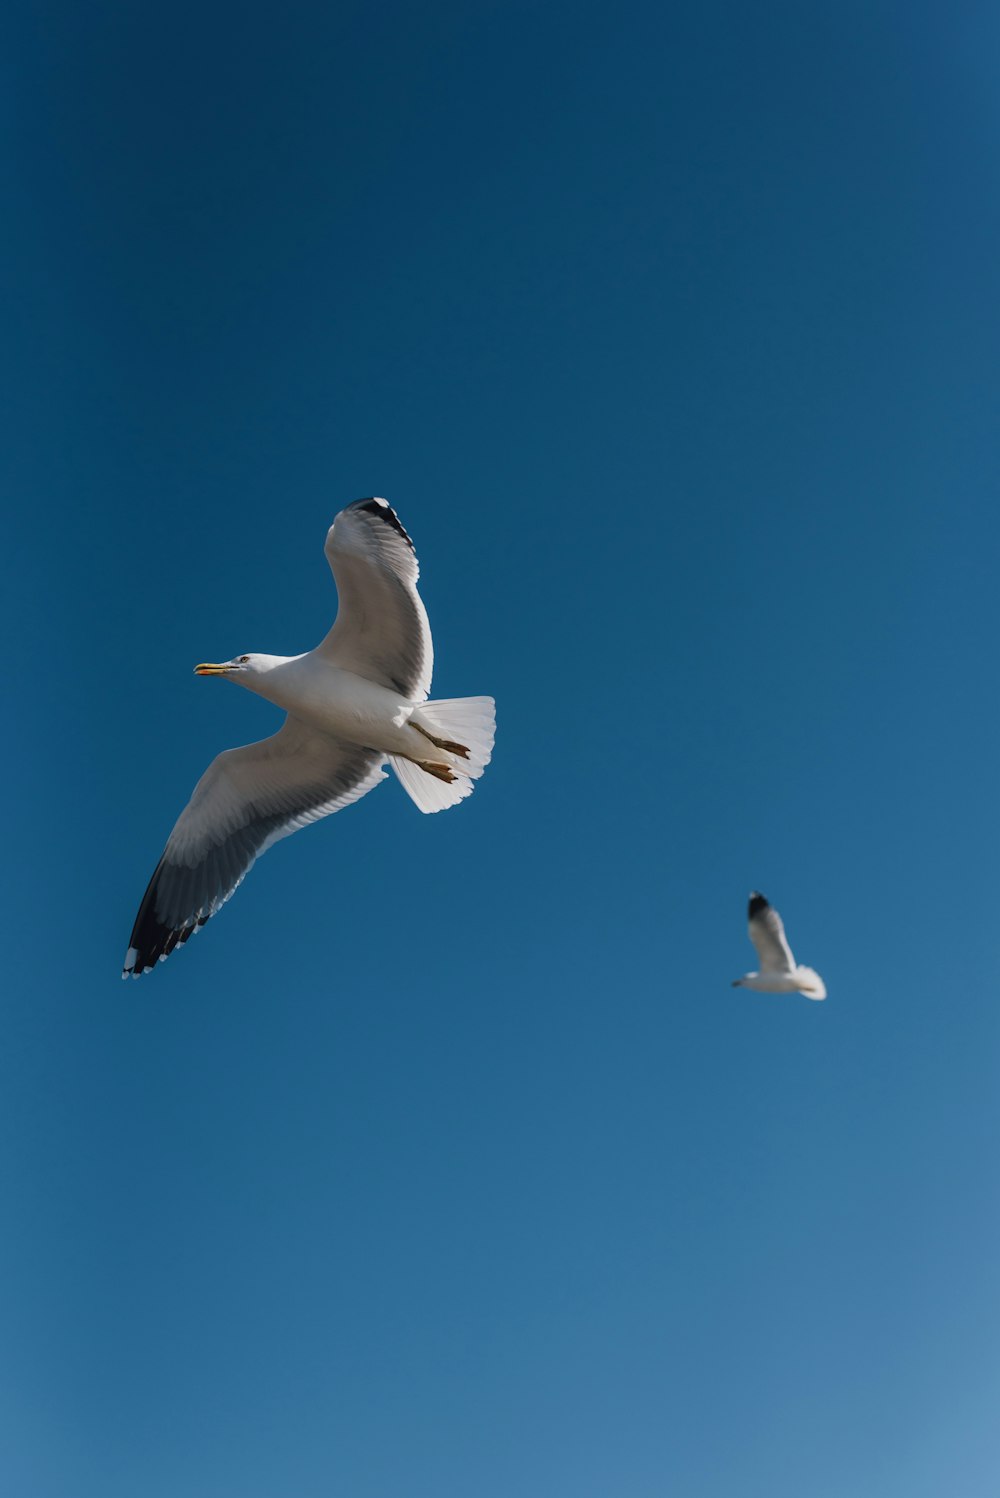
732, 891, 827, 1000
123, 498, 496, 978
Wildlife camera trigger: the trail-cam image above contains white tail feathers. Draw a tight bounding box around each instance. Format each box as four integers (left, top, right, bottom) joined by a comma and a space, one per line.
389, 754, 474, 813
797, 967, 827, 1001
391, 696, 496, 814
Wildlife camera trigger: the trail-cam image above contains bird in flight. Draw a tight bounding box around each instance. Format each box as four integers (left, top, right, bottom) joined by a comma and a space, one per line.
123, 498, 495, 978
732, 891, 826, 1000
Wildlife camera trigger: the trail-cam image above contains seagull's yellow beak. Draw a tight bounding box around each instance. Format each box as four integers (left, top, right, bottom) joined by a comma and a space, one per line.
194, 662, 231, 676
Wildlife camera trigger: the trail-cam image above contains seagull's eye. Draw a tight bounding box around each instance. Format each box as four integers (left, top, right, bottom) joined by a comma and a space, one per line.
239, 655, 250, 664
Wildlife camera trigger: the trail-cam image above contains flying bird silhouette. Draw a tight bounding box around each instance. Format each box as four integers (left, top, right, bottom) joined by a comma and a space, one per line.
732, 891, 826, 1000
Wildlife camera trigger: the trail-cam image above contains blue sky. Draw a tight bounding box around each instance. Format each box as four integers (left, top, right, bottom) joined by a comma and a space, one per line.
3, 1, 999, 1493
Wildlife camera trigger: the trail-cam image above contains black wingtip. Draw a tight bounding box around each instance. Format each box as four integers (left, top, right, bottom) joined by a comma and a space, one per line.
123, 857, 202, 979
352, 496, 414, 550
748, 891, 769, 919
123, 914, 202, 979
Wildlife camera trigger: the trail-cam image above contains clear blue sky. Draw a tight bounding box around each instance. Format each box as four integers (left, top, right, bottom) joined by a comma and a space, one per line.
3, 1, 998, 1493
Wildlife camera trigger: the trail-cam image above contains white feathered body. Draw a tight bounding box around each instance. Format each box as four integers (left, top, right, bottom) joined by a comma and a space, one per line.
243, 654, 435, 761
737, 966, 826, 1000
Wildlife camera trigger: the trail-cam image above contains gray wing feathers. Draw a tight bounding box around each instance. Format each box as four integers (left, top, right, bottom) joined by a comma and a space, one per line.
160, 721, 385, 923
749, 905, 796, 972
124, 718, 386, 973
317, 498, 433, 700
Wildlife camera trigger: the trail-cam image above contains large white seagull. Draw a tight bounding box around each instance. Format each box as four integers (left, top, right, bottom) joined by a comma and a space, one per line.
124, 498, 495, 978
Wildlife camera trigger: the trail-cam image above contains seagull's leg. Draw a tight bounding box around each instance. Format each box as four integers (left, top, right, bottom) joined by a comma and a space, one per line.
417, 760, 458, 784
412, 723, 470, 759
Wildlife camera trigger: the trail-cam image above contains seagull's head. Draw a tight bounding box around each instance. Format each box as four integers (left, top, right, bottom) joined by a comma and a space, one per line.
194, 653, 266, 680
194, 653, 288, 704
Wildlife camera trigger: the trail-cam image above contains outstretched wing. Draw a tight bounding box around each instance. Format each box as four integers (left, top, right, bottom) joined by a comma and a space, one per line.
123, 718, 386, 977
747, 891, 796, 973
316, 497, 433, 701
